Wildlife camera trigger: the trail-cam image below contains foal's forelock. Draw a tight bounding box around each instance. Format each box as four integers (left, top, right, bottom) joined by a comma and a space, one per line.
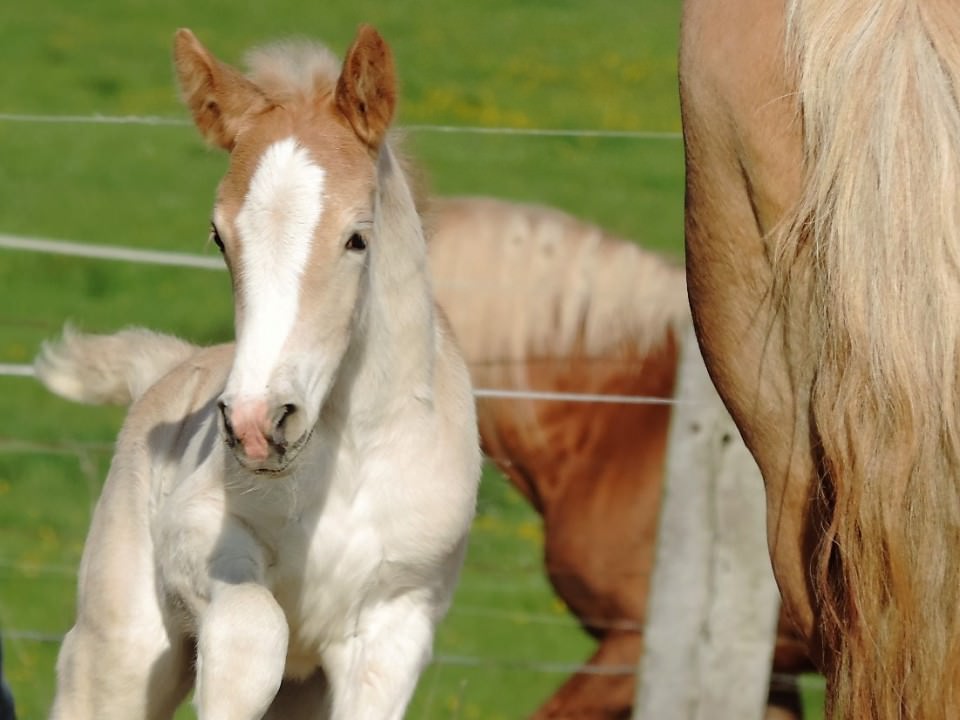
225, 136, 326, 399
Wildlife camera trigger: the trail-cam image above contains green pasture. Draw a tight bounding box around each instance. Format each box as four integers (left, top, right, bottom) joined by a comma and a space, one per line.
0, 0, 824, 717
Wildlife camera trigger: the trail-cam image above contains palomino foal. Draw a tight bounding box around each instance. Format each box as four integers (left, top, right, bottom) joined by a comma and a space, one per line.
38, 26, 480, 719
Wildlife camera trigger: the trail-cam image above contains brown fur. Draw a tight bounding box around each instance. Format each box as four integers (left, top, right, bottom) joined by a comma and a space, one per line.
335, 25, 397, 150
428, 197, 813, 719
176, 25, 396, 155
174, 29, 271, 150
681, 0, 960, 717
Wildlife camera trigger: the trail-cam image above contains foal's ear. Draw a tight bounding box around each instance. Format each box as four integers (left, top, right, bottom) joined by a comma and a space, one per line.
173, 28, 269, 151
334, 25, 397, 150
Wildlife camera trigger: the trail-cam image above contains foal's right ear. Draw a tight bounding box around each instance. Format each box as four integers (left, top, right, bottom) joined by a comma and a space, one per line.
173, 29, 269, 151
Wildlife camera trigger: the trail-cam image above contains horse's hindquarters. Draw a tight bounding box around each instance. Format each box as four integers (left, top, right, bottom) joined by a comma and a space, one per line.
680, 0, 819, 653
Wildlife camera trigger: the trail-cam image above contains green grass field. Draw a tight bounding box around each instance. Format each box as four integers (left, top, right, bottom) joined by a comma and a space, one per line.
0, 0, 825, 717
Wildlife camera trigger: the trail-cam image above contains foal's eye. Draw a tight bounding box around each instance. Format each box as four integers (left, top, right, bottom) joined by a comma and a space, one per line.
346, 233, 367, 252
210, 223, 225, 253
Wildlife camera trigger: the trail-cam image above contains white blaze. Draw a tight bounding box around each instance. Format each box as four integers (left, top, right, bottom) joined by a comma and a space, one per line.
229, 137, 326, 397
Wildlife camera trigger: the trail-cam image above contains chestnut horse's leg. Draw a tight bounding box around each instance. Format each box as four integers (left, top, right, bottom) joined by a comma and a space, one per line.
531, 631, 639, 720
523, 395, 670, 719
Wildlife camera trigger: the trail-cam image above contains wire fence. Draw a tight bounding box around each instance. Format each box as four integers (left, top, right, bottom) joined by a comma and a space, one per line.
0, 627, 823, 696
0, 234, 823, 698
0, 232, 693, 406
0, 111, 823, 713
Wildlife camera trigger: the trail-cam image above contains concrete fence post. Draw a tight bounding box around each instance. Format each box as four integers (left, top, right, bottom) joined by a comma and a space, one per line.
633, 326, 780, 720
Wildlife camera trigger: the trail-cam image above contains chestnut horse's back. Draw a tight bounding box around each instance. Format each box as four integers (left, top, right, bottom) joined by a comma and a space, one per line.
683, 0, 960, 717
428, 196, 686, 717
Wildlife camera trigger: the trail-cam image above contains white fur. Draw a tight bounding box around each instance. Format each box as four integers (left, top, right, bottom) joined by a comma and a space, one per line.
40, 28, 481, 716
229, 137, 325, 400
34, 326, 197, 405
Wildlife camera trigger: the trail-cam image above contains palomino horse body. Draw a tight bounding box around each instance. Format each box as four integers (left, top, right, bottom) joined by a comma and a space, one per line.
682, 0, 960, 716
428, 197, 812, 719
36, 26, 480, 719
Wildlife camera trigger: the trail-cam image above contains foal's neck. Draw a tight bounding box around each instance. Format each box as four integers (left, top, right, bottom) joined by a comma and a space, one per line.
337, 147, 436, 418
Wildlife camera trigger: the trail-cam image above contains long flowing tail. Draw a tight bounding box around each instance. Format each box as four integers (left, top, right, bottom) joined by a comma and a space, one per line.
778, 1, 960, 716
35, 327, 199, 406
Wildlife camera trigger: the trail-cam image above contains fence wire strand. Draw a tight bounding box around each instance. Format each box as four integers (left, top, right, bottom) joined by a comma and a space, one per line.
0, 111, 682, 140
0, 628, 825, 692
0, 233, 692, 406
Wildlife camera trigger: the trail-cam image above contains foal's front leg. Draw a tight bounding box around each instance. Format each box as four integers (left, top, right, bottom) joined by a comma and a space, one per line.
164, 515, 289, 720
323, 598, 436, 720
195, 580, 289, 720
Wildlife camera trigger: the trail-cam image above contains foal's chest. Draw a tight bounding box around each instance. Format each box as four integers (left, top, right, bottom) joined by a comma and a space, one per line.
262, 481, 396, 645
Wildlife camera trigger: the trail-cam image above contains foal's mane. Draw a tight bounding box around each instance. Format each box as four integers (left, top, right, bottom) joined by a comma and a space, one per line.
244, 39, 342, 103
243, 38, 431, 212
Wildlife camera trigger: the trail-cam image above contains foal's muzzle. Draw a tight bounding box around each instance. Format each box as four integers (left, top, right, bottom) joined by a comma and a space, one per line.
218, 397, 302, 470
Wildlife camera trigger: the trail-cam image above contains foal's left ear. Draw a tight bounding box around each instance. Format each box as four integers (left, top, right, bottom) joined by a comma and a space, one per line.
334, 25, 397, 150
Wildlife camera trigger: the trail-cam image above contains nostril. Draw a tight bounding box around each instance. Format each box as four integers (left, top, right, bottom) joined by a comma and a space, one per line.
272, 404, 298, 453
278, 403, 297, 429
217, 399, 237, 448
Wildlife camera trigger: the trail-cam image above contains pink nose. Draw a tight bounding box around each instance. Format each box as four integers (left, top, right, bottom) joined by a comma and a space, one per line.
218, 398, 297, 462
228, 398, 270, 461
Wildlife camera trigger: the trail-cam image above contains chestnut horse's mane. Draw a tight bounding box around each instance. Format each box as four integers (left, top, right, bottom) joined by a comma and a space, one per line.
427, 197, 688, 374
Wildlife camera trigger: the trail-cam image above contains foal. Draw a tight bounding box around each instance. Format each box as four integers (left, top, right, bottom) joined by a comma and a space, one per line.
38, 26, 480, 719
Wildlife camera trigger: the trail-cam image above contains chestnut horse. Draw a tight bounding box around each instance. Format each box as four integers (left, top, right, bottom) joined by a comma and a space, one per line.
682, 0, 960, 717
35, 26, 480, 719
427, 197, 813, 719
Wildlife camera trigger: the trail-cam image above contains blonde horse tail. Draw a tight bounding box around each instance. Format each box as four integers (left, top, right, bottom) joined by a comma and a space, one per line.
35, 326, 199, 406
779, 1, 960, 716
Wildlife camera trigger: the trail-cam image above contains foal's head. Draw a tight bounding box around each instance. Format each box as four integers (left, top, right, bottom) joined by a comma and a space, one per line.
174, 26, 397, 471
